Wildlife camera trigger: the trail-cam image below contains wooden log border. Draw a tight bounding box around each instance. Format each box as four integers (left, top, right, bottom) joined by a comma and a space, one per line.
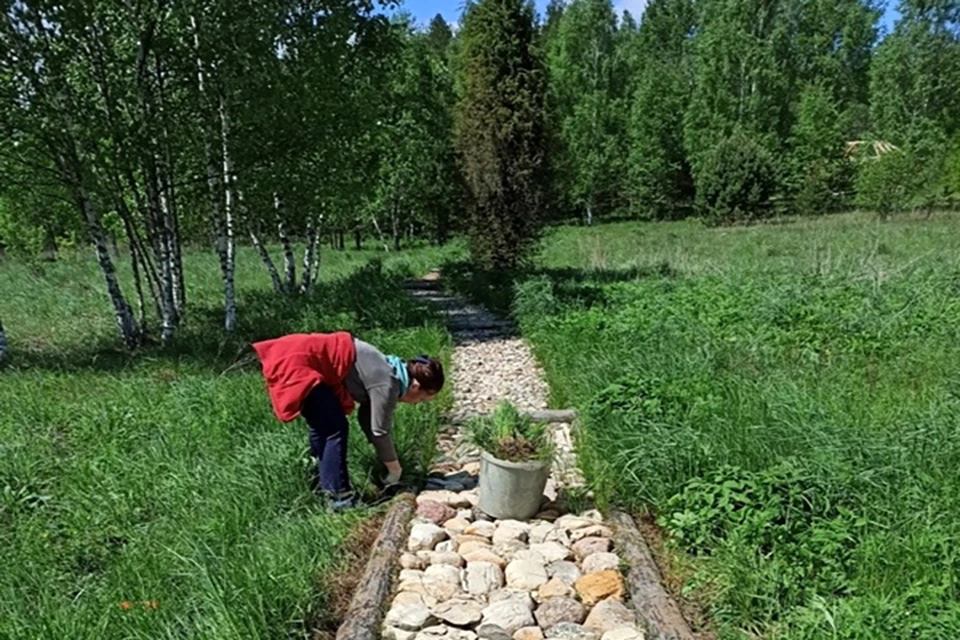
335, 492, 416, 640
609, 510, 696, 640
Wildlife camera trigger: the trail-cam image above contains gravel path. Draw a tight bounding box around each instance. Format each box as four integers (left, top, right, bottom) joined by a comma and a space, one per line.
380, 275, 639, 640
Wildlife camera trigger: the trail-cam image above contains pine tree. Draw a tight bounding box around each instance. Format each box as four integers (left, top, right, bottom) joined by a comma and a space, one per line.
454, 0, 547, 270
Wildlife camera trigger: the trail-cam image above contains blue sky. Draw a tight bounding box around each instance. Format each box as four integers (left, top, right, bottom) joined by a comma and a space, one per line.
388, 0, 901, 35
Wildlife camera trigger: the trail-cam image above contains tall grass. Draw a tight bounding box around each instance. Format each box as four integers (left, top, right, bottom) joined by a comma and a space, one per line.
451, 212, 960, 638
0, 241, 456, 639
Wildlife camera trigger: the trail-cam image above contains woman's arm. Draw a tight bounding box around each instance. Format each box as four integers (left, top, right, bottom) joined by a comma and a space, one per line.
357, 386, 399, 465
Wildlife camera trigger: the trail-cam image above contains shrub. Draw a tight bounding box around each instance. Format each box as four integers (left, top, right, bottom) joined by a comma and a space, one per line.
854, 149, 920, 218
695, 132, 779, 226
467, 401, 554, 462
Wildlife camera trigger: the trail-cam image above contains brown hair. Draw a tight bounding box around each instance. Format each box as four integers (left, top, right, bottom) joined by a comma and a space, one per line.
408, 356, 444, 394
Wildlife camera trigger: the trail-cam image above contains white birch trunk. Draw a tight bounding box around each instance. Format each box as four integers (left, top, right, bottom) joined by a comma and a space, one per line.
301, 213, 321, 294
220, 96, 237, 332
79, 184, 141, 348
242, 190, 283, 293
275, 193, 296, 292
371, 214, 389, 252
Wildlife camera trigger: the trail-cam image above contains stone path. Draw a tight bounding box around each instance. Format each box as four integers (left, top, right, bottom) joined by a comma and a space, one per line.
381, 276, 642, 640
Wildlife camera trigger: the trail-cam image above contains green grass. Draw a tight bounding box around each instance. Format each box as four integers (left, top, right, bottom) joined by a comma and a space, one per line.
0, 240, 458, 639
447, 212, 960, 638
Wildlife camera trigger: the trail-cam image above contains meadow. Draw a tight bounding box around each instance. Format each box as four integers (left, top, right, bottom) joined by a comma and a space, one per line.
449, 212, 960, 638
0, 242, 457, 639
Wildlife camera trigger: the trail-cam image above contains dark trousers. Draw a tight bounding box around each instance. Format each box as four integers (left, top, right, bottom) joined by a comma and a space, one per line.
301, 385, 351, 495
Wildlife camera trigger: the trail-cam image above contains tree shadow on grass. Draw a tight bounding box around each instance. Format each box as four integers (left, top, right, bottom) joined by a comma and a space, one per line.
441, 259, 676, 317
8, 259, 443, 375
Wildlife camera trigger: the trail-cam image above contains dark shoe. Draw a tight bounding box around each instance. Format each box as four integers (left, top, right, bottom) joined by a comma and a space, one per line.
325, 492, 358, 512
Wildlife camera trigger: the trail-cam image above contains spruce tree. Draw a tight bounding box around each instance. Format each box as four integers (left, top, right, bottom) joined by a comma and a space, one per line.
454, 0, 548, 270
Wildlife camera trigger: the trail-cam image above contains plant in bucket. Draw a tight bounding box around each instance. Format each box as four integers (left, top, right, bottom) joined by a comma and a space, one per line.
468, 401, 555, 520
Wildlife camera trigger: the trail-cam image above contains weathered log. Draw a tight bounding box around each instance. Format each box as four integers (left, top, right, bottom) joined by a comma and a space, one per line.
608, 510, 696, 640
335, 492, 415, 640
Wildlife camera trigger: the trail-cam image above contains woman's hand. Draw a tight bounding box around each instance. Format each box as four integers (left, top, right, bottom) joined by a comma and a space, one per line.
384, 460, 403, 486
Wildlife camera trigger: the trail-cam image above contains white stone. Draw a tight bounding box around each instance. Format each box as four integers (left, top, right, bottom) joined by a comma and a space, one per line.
581, 553, 620, 575
529, 522, 555, 545
465, 521, 497, 539
544, 528, 572, 547
445, 518, 473, 535
401, 553, 427, 570
437, 540, 460, 553
383, 626, 417, 640
423, 564, 463, 602
546, 561, 582, 586
434, 599, 484, 626
530, 542, 572, 564
493, 521, 530, 545
385, 604, 437, 631
583, 599, 636, 634
462, 548, 508, 569
493, 540, 529, 562
418, 551, 465, 568
409, 523, 448, 552
488, 589, 535, 610
505, 559, 548, 590
513, 627, 545, 640
555, 515, 596, 531
457, 509, 475, 521
513, 549, 547, 565
481, 599, 536, 636
419, 491, 473, 509
477, 624, 513, 640
600, 629, 645, 640
466, 562, 505, 595
417, 625, 479, 640
570, 526, 614, 543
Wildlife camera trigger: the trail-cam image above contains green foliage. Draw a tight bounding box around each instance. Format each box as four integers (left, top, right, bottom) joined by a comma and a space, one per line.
545, 0, 628, 223
468, 401, 555, 462
625, 0, 696, 220
0, 244, 454, 638
853, 150, 921, 216
448, 213, 960, 637
454, 0, 548, 270
695, 133, 779, 225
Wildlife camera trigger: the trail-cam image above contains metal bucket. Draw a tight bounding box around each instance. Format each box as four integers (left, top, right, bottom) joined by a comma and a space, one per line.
477, 450, 551, 521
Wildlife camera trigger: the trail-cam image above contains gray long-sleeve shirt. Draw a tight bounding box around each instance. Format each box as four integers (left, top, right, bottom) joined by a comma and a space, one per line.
343, 338, 401, 463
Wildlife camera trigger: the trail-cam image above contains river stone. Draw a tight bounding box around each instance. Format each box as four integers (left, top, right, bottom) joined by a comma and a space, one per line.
465, 521, 497, 539
477, 624, 513, 640
383, 626, 417, 640
393, 592, 437, 608
460, 540, 494, 556
530, 542, 572, 564
513, 549, 547, 565
600, 629, 644, 640
570, 526, 614, 543
514, 627, 545, 640
538, 576, 575, 600
581, 553, 620, 575
494, 540, 530, 562
462, 461, 482, 475
571, 538, 613, 561
536, 510, 561, 522
580, 510, 604, 523
529, 522, 555, 545
434, 599, 484, 627
462, 548, 508, 569
424, 564, 464, 601
457, 509, 475, 522
466, 562, 505, 595
409, 523, 448, 552
488, 589, 535, 610
402, 553, 427, 570
555, 516, 596, 532
583, 598, 637, 634
505, 559, 548, 590
417, 625, 479, 640
445, 518, 473, 535
419, 491, 473, 509
574, 571, 624, 607
457, 534, 494, 547
534, 597, 587, 629
419, 551, 465, 568
544, 528, 572, 547
437, 540, 459, 553
493, 521, 530, 545
545, 623, 601, 640
385, 604, 437, 631
418, 500, 458, 525
546, 561, 582, 586
481, 599, 536, 636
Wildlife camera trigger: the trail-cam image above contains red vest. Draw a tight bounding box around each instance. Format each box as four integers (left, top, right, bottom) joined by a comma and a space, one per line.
251, 332, 357, 422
